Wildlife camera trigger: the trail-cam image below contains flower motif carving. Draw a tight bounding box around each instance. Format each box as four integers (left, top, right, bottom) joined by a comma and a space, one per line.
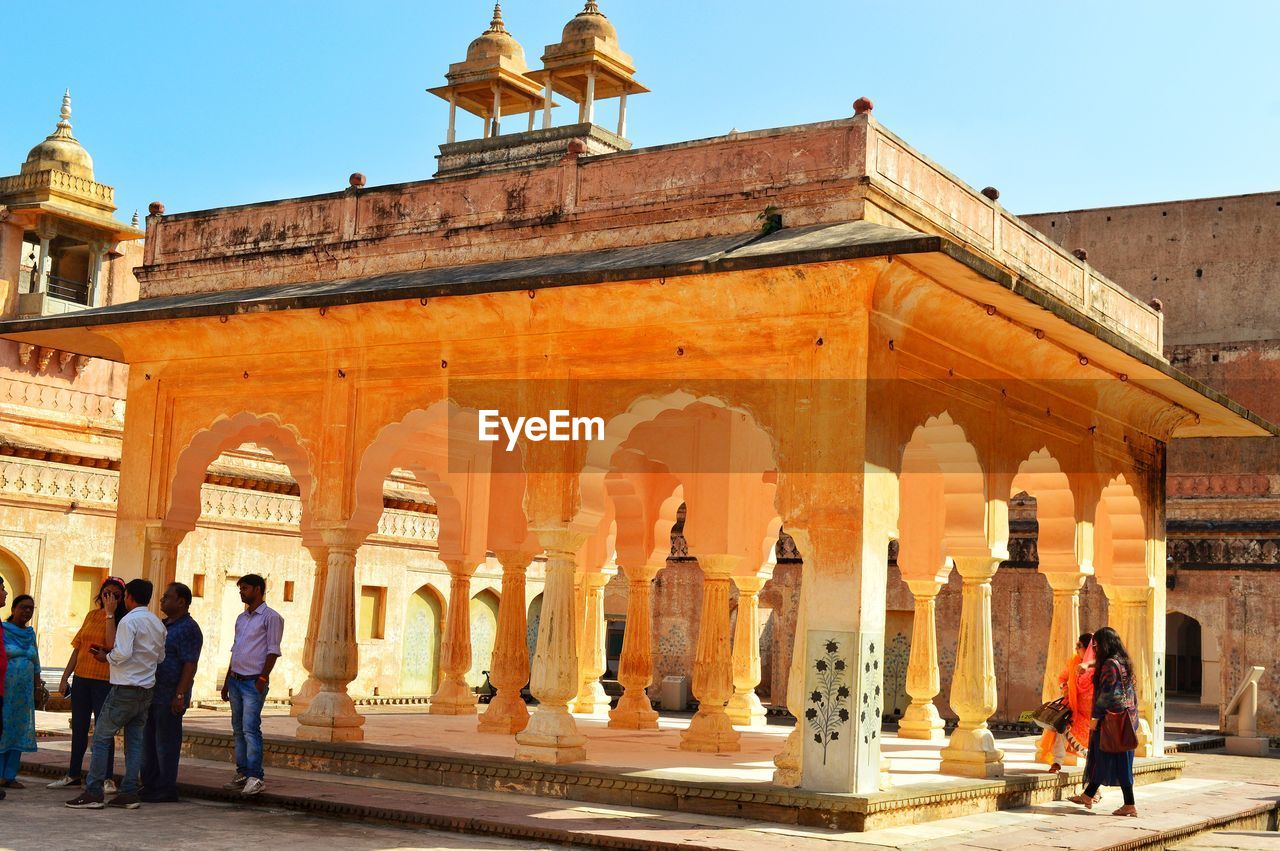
805, 639, 850, 765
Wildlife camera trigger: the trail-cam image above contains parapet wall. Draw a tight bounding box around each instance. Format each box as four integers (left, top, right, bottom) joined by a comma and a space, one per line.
138, 115, 1162, 356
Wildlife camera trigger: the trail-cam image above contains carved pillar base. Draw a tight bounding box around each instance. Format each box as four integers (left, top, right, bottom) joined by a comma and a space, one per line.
292, 544, 329, 718
430, 565, 478, 716
939, 557, 1003, 778
515, 530, 587, 764
727, 573, 769, 728
571, 568, 615, 717
609, 566, 659, 730
680, 555, 741, 753
297, 531, 366, 743
898, 580, 946, 741
479, 550, 535, 735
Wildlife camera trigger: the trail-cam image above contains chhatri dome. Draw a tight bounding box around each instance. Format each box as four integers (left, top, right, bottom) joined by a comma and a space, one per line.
560, 0, 618, 44
465, 3, 528, 69
22, 90, 94, 181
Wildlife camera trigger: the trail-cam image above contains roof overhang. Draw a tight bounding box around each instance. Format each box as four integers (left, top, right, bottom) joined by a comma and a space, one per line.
0, 220, 1272, 440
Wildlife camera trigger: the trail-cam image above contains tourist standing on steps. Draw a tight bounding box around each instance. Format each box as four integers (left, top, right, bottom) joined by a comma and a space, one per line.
48, 576, 127, 793
221, 574, 282, 798
1069, 626, 1140, 818
66, 578, 167, 811
0, 594, 40, 789
1039, 632, 1095, 774
140, 582, 203, 803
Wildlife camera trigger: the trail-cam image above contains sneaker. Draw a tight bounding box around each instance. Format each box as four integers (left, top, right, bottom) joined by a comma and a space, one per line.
103, 779, 118, 795
222, 774, 249, 791
65, 792, 105, 809
106, 793, 141, 810
240, 777, 265, 797
47, 775, 83, 789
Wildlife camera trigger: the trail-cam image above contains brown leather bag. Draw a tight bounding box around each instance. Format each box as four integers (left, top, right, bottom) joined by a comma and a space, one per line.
1099, 710, 1138, 753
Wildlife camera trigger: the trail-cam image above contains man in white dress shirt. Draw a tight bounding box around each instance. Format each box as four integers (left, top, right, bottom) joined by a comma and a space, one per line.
66, 578, 167, 810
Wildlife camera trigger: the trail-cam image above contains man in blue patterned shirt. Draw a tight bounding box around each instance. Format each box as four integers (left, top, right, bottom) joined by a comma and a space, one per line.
140, 582, 203, 803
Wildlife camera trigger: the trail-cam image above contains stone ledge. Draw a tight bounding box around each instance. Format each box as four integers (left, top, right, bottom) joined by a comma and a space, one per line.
180, 728, 1185, 831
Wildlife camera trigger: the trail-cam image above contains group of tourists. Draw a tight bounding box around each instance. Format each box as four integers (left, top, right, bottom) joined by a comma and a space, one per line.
1039, 626, 1143, 818
0, 571, 284, 811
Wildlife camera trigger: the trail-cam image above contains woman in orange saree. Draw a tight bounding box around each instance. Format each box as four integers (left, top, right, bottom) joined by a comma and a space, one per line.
1039, 633, 1095, 772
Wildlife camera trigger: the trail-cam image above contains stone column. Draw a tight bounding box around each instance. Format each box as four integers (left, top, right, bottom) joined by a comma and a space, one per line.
447, 92, 458, 144
571, 567, 615, 716
32, 226, 54, 293
772, 564, 808, 786
479, 550, 535, 734
727, 573, 769, 727
939, 556, 1004, 777
1042, 572, 1085, 702
608, 564, 659, 729
680, 553, 742, 753
582, 70, 597, 124
617, 89, 629, 137
291, 544, 329, 717
430, 561, 478, 715
898, 579, 946, 740
86, 241, 106, 307
1108, 584, 1156, 756
297, 529, 366, 742
142, 526, 183, 611
515, 528, 587, 763
542, 74, 554, 129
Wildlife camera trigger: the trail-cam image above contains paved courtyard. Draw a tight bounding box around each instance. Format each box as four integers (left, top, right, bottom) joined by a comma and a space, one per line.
0, 782, 564, 851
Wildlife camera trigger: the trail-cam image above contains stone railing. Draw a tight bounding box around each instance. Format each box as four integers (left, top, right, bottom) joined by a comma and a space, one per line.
0, 457, 118, 507
865, 122, 1163, 356
0, 376, 123, 423
0, 169, 115, 206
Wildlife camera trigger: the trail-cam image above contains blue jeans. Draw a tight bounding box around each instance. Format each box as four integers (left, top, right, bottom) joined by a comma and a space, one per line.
228, 677, 267, 779
140, 697, 184, 799
86, 685, 152, 797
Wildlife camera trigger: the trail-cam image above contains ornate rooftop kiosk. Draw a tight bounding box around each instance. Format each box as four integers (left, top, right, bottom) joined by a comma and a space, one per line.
1, 2, 1274, 824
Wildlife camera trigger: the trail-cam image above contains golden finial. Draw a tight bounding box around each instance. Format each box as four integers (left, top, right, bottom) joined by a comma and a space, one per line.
487, 2, 506, 33
583, 1, 601, 13
131, 210, 140, 228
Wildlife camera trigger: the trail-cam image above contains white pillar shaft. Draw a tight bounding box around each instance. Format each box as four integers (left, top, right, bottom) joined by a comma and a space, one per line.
492, 85, 502, 137
583, 71, 596, 125
447, 96, 457, 144
617, 90, 628, 137
34, 236, 51, 293
542, 75, 554, 129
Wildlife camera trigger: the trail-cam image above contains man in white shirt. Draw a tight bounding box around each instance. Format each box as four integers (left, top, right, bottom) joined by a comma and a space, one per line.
66, 578, 166, 811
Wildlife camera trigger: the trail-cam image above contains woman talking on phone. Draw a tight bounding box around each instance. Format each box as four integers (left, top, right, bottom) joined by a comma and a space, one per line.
45, 577, 126, 793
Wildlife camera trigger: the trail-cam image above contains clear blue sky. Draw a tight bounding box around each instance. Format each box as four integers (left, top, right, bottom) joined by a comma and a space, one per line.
3, 1, 1277, 221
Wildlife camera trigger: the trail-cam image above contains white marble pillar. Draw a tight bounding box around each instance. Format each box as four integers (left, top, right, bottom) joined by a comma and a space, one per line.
898, 579, 946, 740
542, 74, 554, 129
582, 70, 597, 125
430, 561, 478, 715
491, 84, 502, 137
680, 554, 742, 753
617, 89, 628, 137
515, 529, 587, 763
939, 556, 1004, 777
478, 550, 535, 734
571, 567, 615, 716
297, 530, 366, 742
726, 573, 769, 727
447, 93, 458, 144
608, 564, 659, 729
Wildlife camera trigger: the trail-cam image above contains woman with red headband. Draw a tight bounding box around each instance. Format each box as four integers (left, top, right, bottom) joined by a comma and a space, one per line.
46, 577, 126, 793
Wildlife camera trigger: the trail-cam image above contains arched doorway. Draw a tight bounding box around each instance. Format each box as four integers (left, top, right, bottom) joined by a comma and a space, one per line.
466, 589, 500, 688
1165, 612, 1202, 698
0, 549, 29, 606
402, 584, 445, 695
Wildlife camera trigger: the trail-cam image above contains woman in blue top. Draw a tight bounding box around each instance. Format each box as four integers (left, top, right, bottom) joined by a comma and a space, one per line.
1, 594, 40, 788
1069, 626, 1139, 817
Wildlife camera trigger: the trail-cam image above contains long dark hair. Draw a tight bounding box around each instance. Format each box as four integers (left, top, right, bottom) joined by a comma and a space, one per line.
1091, 626, 1132, 689
97, 577, 126, 609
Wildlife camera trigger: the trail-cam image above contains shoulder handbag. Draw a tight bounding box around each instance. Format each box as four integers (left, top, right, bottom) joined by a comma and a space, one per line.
1099, 710, 1138, 752
1032, 697, 1071, 733
34, 677, 51, 711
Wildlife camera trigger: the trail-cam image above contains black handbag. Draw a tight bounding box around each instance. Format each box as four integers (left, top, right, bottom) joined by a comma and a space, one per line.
1032, 697, 1072, 733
